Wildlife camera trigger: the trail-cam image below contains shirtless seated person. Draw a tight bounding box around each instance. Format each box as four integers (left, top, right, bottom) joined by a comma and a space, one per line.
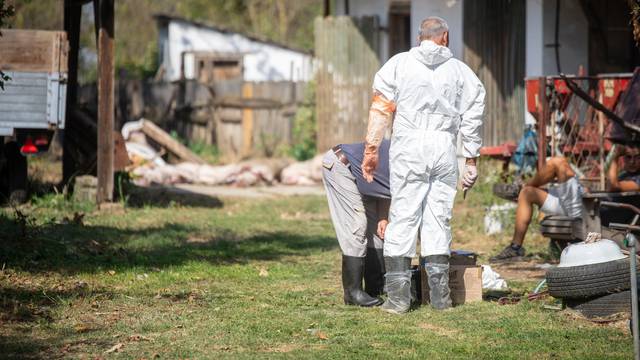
491, 146, 640, 262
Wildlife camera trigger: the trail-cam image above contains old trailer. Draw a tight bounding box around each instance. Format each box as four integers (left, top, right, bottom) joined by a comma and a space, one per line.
0, 29, 68, 202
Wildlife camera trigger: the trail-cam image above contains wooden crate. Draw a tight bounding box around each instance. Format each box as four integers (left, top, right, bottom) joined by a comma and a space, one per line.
420, 252, 483, 306
0, 29, 68, 73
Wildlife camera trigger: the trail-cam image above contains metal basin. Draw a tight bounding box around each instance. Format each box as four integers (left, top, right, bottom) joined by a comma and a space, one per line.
558, 239, 627, 268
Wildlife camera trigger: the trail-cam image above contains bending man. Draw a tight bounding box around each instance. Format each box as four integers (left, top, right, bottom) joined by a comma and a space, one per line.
362, 17, 485, 313
322, 140, 391, 306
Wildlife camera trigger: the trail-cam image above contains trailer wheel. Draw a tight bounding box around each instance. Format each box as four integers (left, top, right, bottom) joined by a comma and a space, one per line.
547, 259, 637, 299
3, 141, 28, 204
564, 290, 633, 319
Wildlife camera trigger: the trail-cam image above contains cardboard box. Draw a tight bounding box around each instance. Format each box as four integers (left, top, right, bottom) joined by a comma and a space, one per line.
420, 264, 483, 306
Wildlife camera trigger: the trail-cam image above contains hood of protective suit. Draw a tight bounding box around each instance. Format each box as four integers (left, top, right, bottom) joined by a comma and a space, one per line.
410, 40, 452, 67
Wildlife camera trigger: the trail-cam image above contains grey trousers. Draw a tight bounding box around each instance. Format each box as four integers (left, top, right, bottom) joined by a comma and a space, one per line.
321, 150, 387, 257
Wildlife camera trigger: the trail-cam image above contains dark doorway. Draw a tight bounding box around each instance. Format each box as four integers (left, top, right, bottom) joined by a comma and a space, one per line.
388, 1, 411, 57
580, 0, 640, 74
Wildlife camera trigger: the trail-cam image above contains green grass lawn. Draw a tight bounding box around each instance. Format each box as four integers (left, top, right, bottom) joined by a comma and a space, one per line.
0, 192, 632, 359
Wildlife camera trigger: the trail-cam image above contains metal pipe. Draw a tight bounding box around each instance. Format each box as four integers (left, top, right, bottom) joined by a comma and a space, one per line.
628, 232, 639, 360
600, 201, 640, 217
538, 77, 548, 171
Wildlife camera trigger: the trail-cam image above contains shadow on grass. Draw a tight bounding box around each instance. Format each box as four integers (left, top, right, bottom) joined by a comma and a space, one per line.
124, 184, 224, 208
0, 333, 55, 360
0, 213, 336, 275
0, 281, 116, 359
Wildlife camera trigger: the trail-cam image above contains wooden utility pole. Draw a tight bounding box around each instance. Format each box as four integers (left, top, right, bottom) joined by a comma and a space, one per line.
96, 0, 115, 203
62, 0, 83, 185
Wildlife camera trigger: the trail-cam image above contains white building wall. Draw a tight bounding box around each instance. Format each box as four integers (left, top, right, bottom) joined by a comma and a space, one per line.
541, 0, 588, 75
525, 0, 588, 124
164, 20, 312, 82
410, 0, 464, 60
335, 0, 390, 61
336, 0, 464, 62
526, 0, 544, 77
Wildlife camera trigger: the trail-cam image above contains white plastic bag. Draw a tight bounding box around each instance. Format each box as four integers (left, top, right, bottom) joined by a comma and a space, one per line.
481, 265, 508, 290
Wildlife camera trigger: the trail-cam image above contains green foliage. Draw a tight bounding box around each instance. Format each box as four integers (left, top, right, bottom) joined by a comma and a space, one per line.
7, 0, 321, 81
0, 0, 15, 90
0, 0, 15, 30
30, 192, 95, 214
189, 141, 220, 164
118, 42, 159, 80
290, 82, 317, 161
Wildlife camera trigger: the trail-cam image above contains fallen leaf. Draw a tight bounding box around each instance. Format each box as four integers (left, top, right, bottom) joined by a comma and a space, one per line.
105, 343, 124, 354
258, 267, 269, 277
316, 331, 329, 340
108, 270, 116, 276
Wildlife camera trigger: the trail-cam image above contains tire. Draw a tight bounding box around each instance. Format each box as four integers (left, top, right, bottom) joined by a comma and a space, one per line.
492, 183, 520, 201
547, 259, 637, 299
564, 290, 634, 319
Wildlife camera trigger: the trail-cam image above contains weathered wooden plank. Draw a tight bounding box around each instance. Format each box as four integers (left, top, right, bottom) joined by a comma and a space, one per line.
0, 30, 68, 73
241, 82, 254, 156
463, 0, 525, 146
315, 16, 379, 152
141, 119, 205, 164
97, 0, 115, 204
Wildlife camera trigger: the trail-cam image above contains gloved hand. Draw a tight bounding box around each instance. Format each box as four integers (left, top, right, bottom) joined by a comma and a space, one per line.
377, 219, 388, 240
462, 164, 478, 189
362, 146, 379, 183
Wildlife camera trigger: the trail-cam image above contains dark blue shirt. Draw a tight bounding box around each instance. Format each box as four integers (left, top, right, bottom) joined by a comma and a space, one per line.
339, 140, 391, 199
620, 172, 640, 186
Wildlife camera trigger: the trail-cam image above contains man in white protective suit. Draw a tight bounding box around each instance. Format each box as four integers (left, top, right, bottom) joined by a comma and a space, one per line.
361, 16, 485, 314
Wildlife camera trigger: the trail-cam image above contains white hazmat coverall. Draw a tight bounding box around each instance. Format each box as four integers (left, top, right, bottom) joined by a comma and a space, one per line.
375, 40, 485, 258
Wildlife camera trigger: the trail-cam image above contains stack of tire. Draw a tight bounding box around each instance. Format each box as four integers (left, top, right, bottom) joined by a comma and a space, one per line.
540, 216, 584, 259
546, 258, 639, 319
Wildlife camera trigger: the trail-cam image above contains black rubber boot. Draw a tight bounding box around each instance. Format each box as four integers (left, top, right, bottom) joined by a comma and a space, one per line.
364, 247, 385, 297
342, 255, 383, 307
424, 255, 452, 310
380, 256, 412, 314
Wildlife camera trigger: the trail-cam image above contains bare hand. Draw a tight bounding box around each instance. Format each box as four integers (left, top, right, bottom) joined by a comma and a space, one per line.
377, 219, 388, 240
362, 153, 379, 183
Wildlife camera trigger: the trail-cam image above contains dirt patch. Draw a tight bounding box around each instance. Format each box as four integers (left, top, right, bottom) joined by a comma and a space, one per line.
491, 260, 550, 281
262, 343, 301, 353
186, 236, 215, 244
280, 211, 329, 221
262, 344, 328, 353
417, 323, 460, 338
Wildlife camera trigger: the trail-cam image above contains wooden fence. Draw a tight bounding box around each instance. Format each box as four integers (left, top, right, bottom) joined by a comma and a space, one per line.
463, 0, 526, 146
214, 81, 306, 161
315, 16, 380, 152
79, 79, 306, 163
